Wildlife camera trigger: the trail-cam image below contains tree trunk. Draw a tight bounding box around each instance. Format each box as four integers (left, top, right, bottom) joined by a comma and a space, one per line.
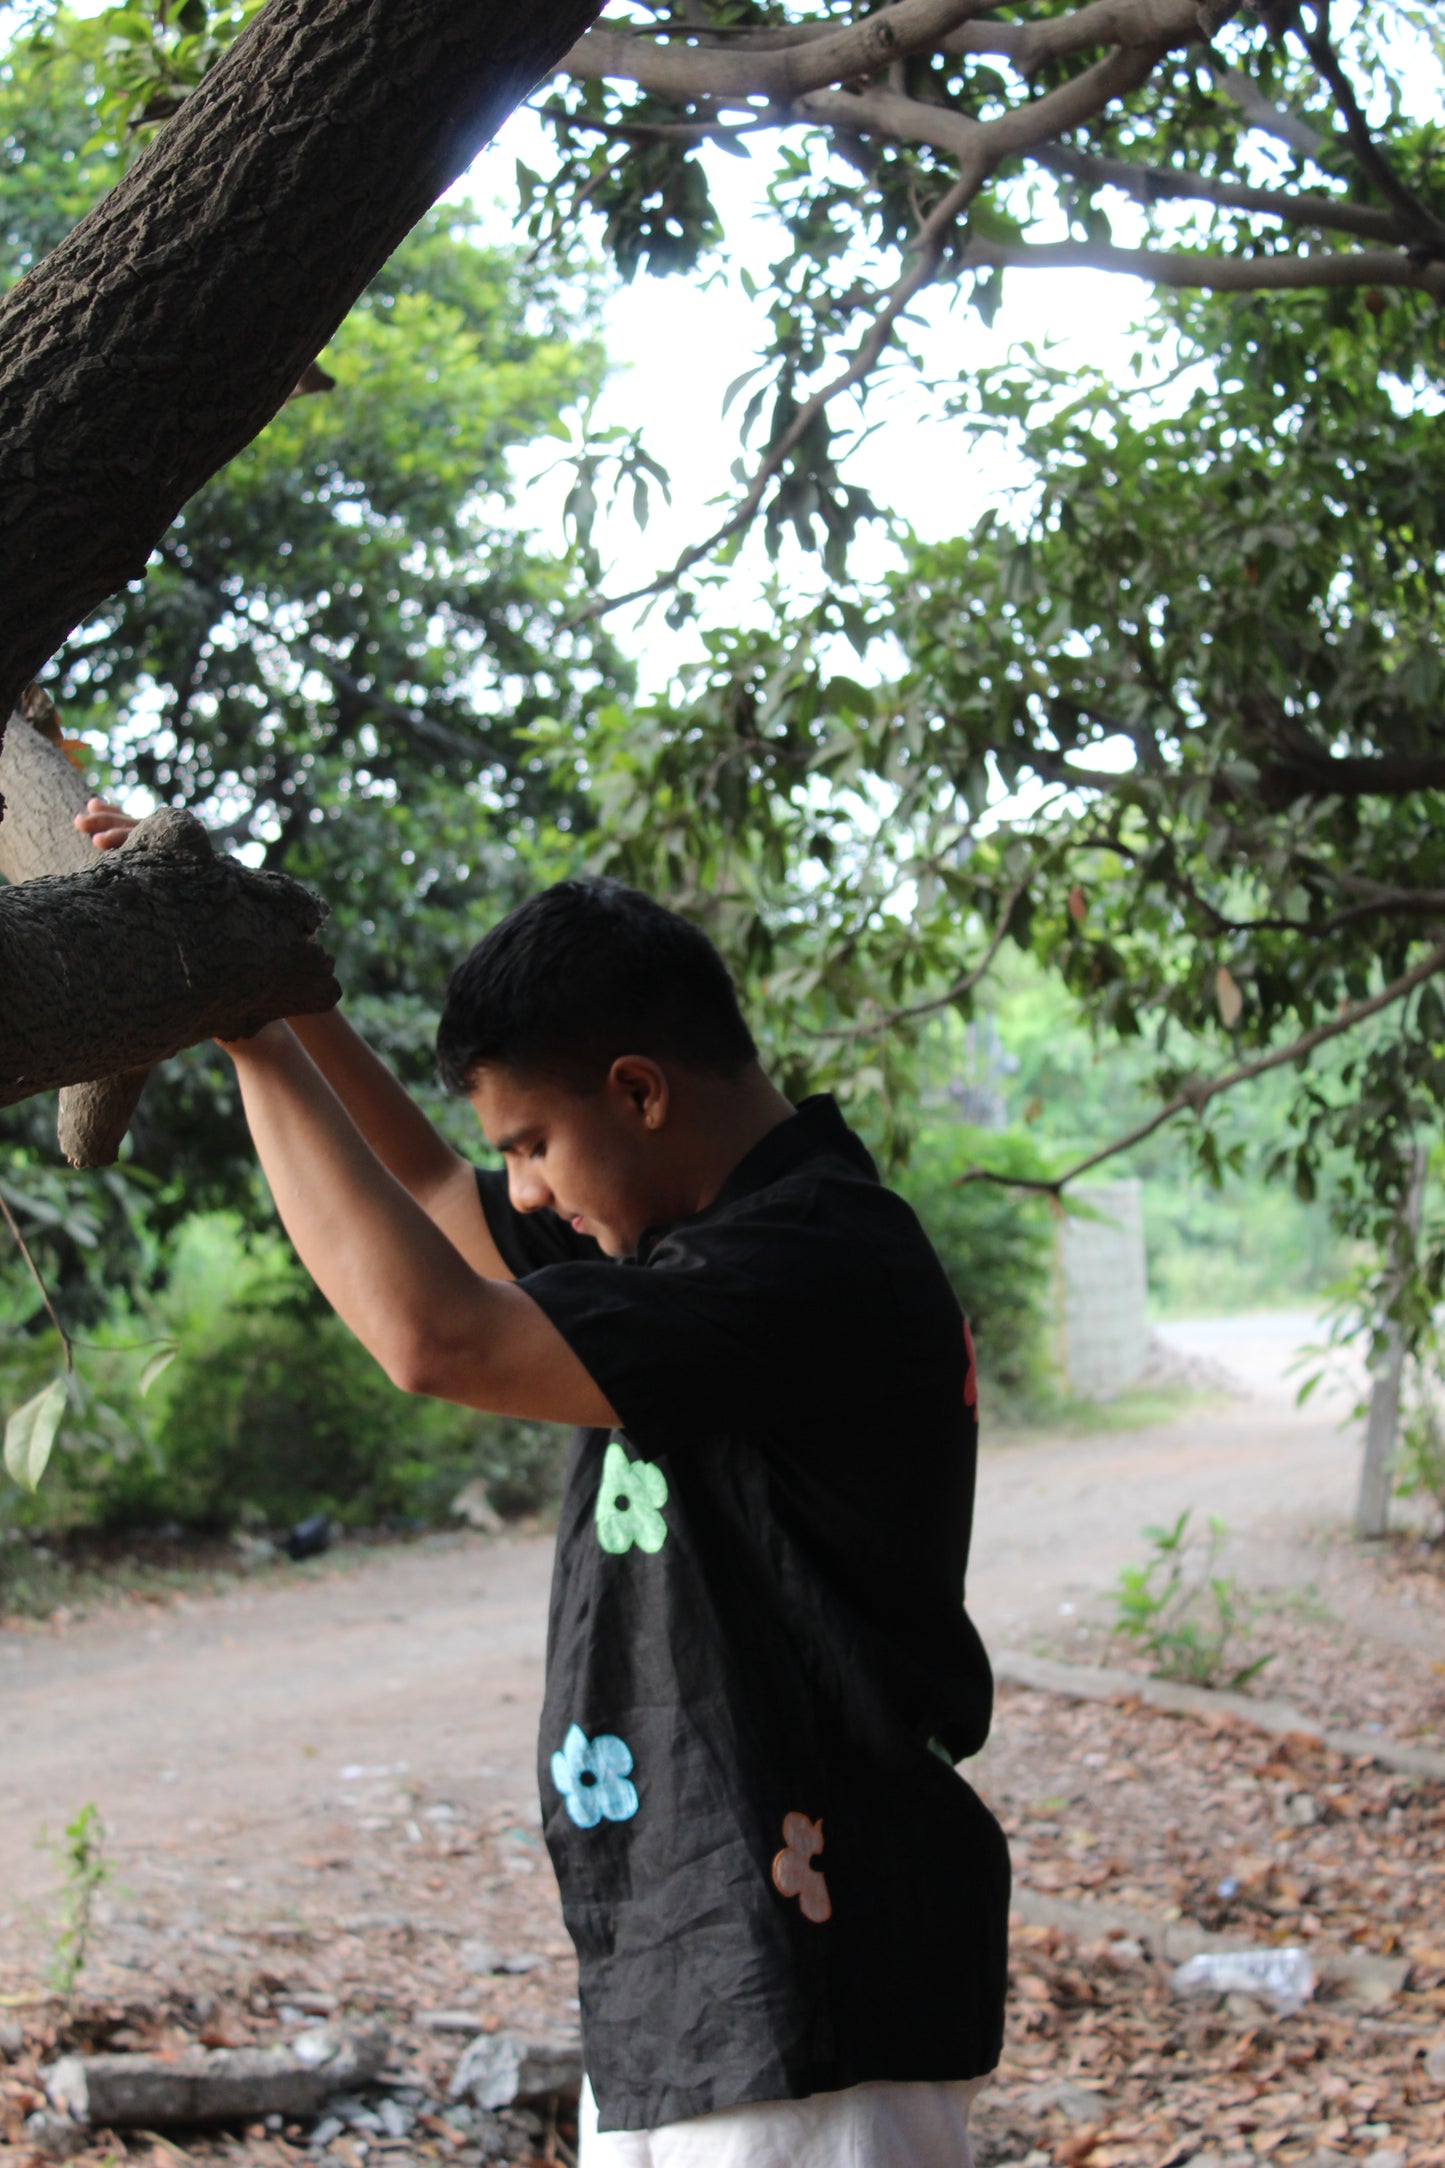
0, 808, 337, 1103
1355, 1142, 1428, 1541
0, 0, 603, 726
0, 703, 150, 1164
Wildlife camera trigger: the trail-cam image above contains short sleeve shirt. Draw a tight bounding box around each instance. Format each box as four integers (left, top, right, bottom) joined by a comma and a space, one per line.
476, 1095, 1009, 2134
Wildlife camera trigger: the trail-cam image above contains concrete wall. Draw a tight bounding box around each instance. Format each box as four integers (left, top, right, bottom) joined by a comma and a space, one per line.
1059, 1180, 1149, 1399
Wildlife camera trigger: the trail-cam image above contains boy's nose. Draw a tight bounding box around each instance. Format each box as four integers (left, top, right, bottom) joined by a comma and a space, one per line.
509, 1162, 553, 1215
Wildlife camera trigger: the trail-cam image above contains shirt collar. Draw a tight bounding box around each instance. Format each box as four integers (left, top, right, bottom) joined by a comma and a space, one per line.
635, 1095, 877, 1260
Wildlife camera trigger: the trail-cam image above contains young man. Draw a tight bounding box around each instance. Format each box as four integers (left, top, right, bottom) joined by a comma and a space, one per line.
81, 803, 1010, 2164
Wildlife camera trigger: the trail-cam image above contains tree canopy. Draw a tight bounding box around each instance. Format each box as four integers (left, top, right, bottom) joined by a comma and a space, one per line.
8, 0, 1445, 1300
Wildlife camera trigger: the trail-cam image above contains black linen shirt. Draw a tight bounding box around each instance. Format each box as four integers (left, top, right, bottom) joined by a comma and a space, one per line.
477, 1094, 1009, 2134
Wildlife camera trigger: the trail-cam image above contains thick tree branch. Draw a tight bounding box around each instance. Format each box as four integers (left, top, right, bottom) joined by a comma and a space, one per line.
940, 0, 1219, 71
1258, 744, 1445, 804
0, 707, 154, 1165
959, 939, 1445, 1196
0, 807, 338, 1111
563, 0, 1001, 101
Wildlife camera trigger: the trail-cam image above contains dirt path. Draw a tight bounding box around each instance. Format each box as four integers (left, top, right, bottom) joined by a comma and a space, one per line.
0, 1312, 1429, 1971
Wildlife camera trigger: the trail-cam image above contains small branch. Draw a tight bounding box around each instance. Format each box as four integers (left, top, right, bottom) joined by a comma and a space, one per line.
1210, 62, 1330, 163
571, 41, 1163, 622
1295, 8, 1445, 258
1034, 144, 1404, 243
958, 232, 1445, 296
810, 879, 1028, 1040
959, 938, 1445, 1195
0, 1190, 74, 1370
568, 161, 989, 623
555, 108, 776, 146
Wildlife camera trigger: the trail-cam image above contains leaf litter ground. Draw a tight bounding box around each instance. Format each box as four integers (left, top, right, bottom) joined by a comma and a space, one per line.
2, 1550, 1444, 2166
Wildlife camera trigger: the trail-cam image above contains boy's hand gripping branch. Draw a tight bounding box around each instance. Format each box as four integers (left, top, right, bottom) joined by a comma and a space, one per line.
0, 700, 338, 1163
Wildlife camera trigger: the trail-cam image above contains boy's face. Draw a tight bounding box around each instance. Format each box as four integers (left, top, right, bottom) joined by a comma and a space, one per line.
470, 1058, 674, 1260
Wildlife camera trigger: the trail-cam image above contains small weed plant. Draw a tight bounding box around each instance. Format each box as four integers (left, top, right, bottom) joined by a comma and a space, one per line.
1111, 1511, 1273, 1691
48, 1802, 109, 1999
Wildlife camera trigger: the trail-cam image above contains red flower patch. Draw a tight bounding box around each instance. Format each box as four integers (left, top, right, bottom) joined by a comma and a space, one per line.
771, 1811, 832, 1924
962, 1317, 979, 1411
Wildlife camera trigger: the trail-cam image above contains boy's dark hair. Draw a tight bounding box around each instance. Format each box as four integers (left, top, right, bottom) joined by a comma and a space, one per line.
436, 878, 758, 1093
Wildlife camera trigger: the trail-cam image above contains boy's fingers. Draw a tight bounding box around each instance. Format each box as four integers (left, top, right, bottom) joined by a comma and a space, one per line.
73, 800, 135, 850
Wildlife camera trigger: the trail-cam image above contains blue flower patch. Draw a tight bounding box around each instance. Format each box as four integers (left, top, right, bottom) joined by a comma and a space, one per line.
550, 1722, 639, 1830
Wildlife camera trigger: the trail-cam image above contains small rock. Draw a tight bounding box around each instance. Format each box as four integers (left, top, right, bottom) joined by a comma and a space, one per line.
496, 1952, 548, 1975
418, 2008, 489, 2033
1365, 2153, 1405, 2168
378, 2098, 413, 2139
1015, 2079, 1100, 2125
452, 2033, 522, 2109
24, 2110, 88, 2161
1286, 1791, 1320, 1828
233, 1530, 278, 1565
459, 1937, 501, 1976
450, 2030, 582, 2111
309, 2116, 344, 2149
1343, 1972, 1397, 2010
294, 2026, 346, 2067
1424, 2038, 1445, 2082
451, 1478, 503, 1533
0, 2016, 24, 2058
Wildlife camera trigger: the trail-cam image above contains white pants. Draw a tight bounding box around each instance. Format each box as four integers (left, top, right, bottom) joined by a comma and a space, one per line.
579, 2073, 987, 2166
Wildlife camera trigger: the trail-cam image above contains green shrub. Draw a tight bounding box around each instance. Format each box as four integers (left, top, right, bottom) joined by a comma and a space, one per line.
894, 1122, 1056, 1417
4, 1212, 568, 1539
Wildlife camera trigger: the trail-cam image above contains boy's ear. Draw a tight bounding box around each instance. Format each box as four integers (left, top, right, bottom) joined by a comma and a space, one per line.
608, 1055, 669, 1130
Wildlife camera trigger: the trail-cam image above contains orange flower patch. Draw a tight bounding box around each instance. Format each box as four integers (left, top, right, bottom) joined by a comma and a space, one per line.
771, 1811, 832, 1924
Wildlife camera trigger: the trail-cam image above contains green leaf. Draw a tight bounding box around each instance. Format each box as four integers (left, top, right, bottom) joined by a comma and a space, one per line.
139, 1345, 178, 1398
4, 1375, 69, 1493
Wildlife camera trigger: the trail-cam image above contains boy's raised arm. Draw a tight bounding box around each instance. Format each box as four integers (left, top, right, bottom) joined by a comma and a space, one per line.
287, 1008, 509, 1281
223, 1021, 617, 1427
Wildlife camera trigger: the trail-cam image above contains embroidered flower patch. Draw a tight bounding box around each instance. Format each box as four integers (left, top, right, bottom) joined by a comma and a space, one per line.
771, 1810, 832, 1923
550, 1723, 639, 1830
595, 1440, 669, 1555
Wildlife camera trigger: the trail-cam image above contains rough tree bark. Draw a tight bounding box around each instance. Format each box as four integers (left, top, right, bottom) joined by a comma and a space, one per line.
0, 806, 338, 1108
0, 703, 151, 1165
0, 0, 604, 728
1355, 1142, 1429, 1541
